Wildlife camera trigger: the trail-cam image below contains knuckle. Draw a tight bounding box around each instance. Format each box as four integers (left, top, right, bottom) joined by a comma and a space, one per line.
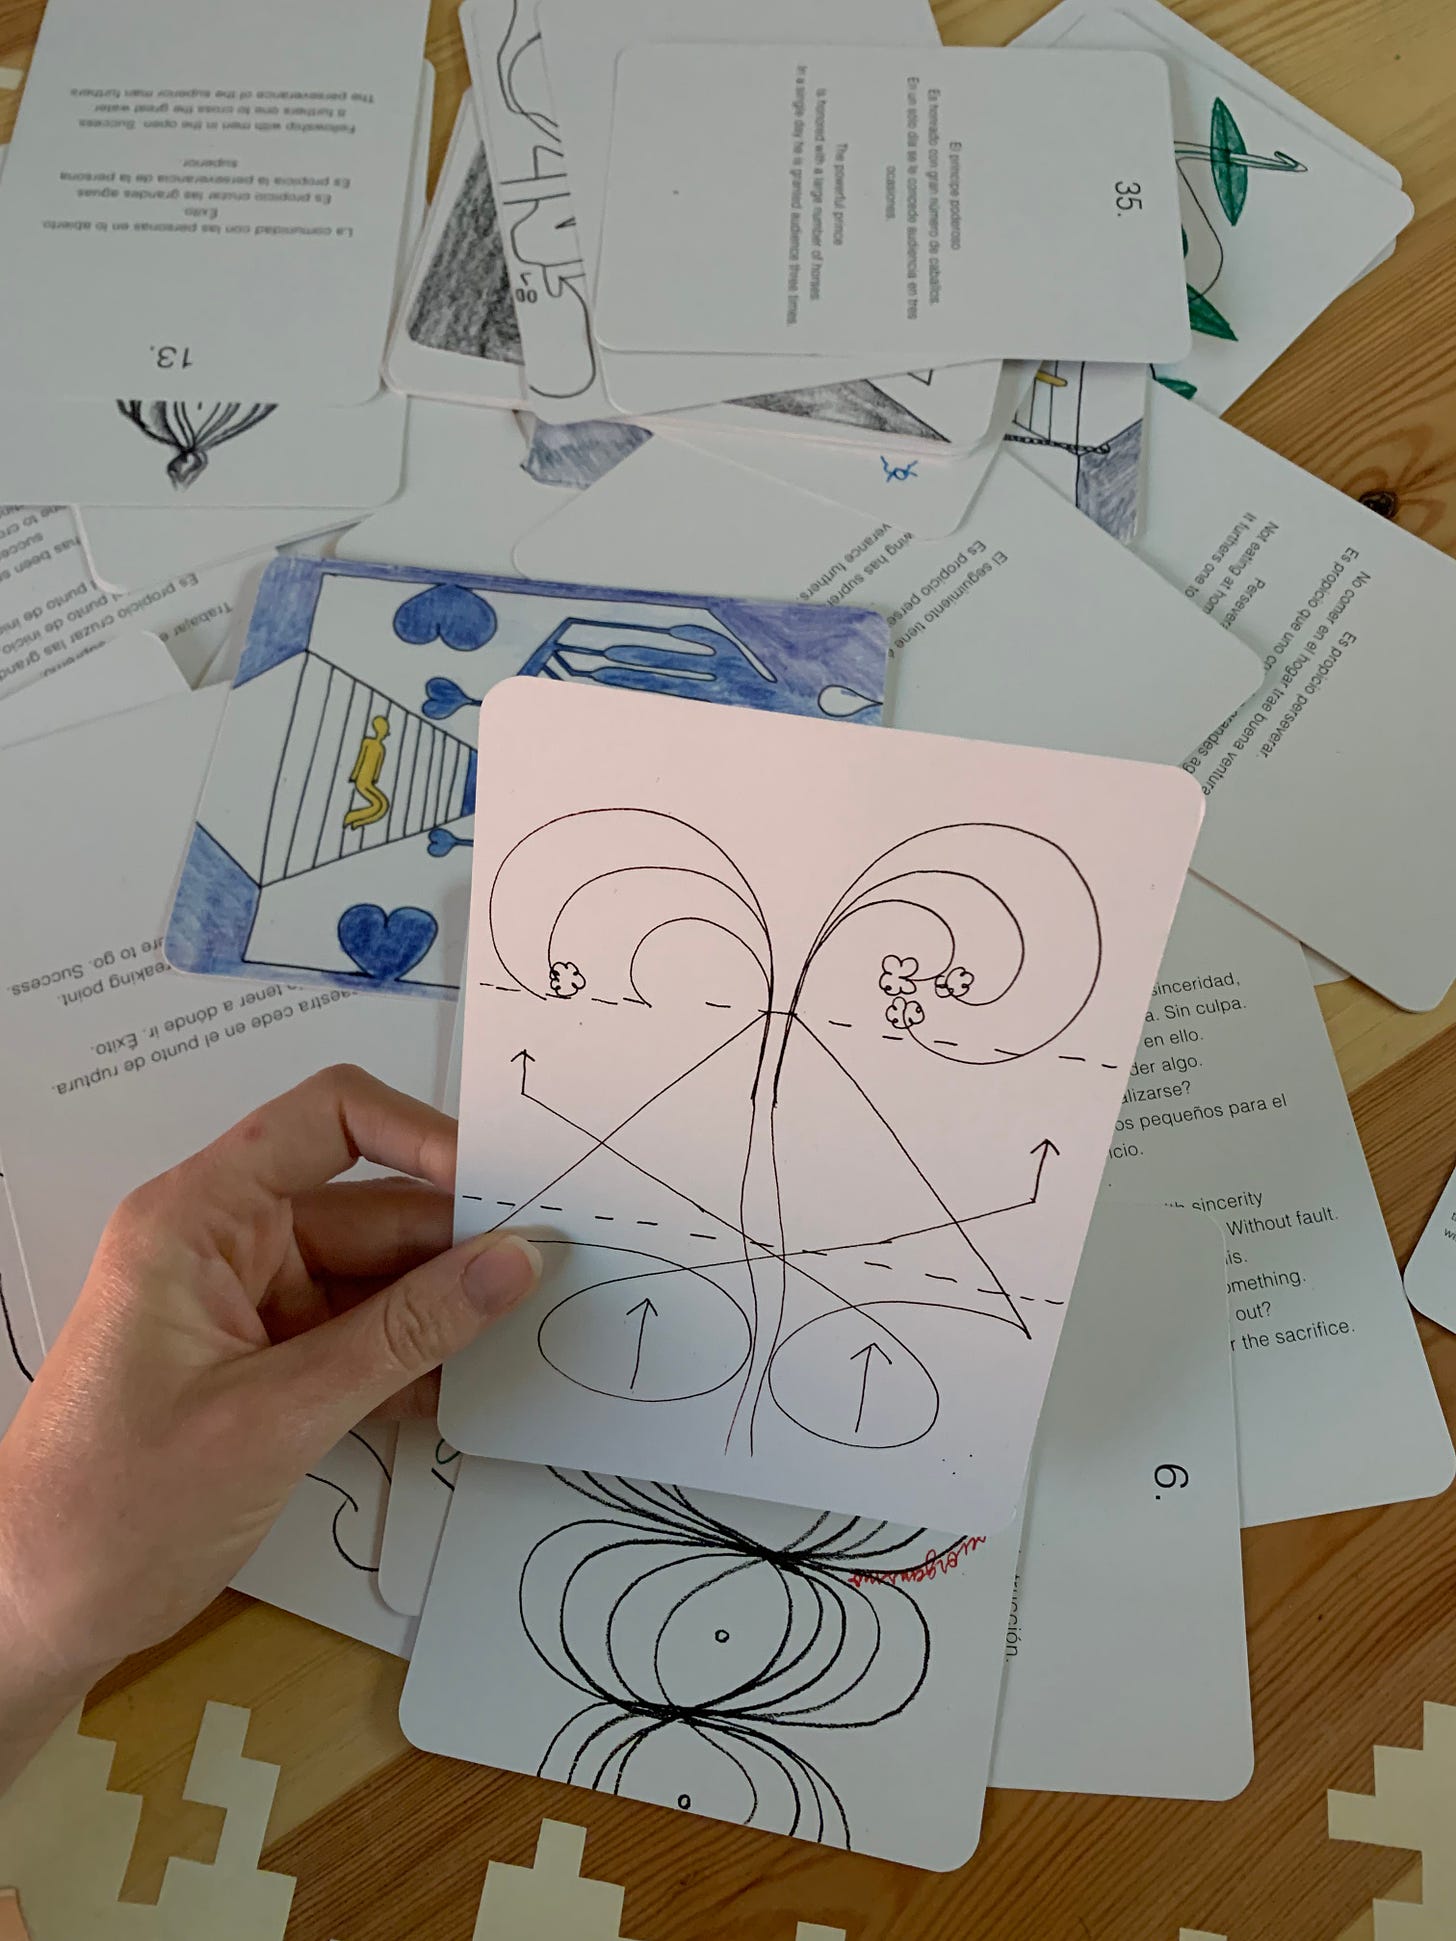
378, 1280, 447, 1377
318, 1061, 367, 1094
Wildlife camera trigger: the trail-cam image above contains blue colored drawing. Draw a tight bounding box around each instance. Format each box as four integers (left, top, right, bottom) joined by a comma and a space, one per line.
880, 457, 919, 482
428, 826, 475, 858
165, 557, 890, 1000
338, 904, 440, 983
394, 583, 499, 651
423, 676, 482, 721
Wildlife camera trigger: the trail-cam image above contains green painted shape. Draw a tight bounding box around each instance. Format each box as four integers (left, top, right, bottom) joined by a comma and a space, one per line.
1187, 284, 1237, 340
1209, 96, 1249, 225
1156, 374, 1199, 399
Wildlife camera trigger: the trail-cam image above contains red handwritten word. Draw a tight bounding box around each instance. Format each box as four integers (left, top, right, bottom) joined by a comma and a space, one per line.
848, 1536, 986, 1588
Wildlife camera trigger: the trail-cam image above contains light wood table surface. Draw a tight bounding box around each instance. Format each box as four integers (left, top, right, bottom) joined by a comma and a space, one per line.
3, 2, 1456, 1936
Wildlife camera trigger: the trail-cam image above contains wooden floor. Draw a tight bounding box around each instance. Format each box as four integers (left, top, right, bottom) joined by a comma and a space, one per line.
3, 1, 1456, 1935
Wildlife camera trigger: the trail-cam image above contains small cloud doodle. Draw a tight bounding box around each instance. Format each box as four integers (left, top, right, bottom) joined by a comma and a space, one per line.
548, 961, 587, 998
885, 994, 925, 1031
879, 954, 920, 998
935, 965, 975, 999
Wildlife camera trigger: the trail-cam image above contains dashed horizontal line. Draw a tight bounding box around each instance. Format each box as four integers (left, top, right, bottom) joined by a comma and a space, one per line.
590, 997, 618, 1007
1043, 1299, 1066, 1306
462, 1193, 483, 1202
925, 1272, 958, 1284
704, 1001, 733, 1010
828, 1020, 853, 1028
1101, 1062, 1119, 1070
881, 1034, 904, 1042
594, 1214, 615, 1222
636, 1219, 658, 1227
933, 1039, 959, 1047
1058, 1054, 1086, 1062
496, 1200, 515, 1207
690, 1232, 716, 1241
541, 1204, 562, 1211
863, 1260, 892, 1270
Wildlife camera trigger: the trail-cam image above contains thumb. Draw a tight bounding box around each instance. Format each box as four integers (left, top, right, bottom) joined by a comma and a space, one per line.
270, 1231, 542, 1450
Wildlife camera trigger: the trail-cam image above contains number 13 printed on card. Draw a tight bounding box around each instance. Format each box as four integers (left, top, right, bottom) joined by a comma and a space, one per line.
164, 558, 890, 998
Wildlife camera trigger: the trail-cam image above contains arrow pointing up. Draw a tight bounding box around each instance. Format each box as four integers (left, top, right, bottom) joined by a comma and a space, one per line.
1030, 1137, 1061, 1199
511, 1048, 536, 1096
626, 1296, 658, 1390
851, 1340, 892, 1435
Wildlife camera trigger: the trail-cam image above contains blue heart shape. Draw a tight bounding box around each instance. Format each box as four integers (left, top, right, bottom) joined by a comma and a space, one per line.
393, 584, 498, 652
422, 676, 480, 721
427, 826, 474, 858
337, 904, 439, 983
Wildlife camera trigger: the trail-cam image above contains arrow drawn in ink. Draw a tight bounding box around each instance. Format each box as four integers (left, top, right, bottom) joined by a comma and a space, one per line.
851, 1341, 892, 1435
512, 1048, 536, 1096
626, 1296, 658, 1390
1030, 1137, 1061, 1199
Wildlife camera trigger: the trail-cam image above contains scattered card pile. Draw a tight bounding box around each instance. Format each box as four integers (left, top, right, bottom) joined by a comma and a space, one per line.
0, 0, 1452, 1876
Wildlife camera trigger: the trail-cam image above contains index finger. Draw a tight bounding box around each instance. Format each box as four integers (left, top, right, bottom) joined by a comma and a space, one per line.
202, 1065, 458, 1199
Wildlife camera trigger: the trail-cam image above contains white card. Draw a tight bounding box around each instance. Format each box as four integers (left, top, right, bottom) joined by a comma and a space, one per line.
0, 502, 258, 692
0, 0, 428, 404
462, 0, 943, 423
70, 62, 435, 581
336, 401, 567, 573
384, 92, 527, 410
0, 687, 449, 1652
990, 1202, 1250, 1800
0, 626, 185, 736
377, 1420, 460, 1617
77, 502, 354, 594
661, 362, 1035, 539
1403, 1170, 1456, 1335
1015, 2, 1412, 412
1005, 361, 1148, 546
0, 391, 405, 509
0, 1183, 42, 1441
233, 1421, 414, 1657
1138, 388, 1456, 1011
512, 437, 1262, 766
535, 0, 956, 420
671, 357, 1008, 458
1018, 0, 1400, 187
0, 689, 452, 1347
0, 627, 187, 1436
1105, 879, 1453, 1525
1305, 946, 1348, 985
403, 1200, 1234, 1855
442, 677, 1202, 1531
404, 1451, 1018, 1867
457, 0, 613, 423
594, 48, 1189, 366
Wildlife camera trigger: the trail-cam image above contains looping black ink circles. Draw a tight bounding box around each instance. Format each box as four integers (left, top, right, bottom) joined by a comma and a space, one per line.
482, 809, 1102, 1467
522, 1471, 968, 1846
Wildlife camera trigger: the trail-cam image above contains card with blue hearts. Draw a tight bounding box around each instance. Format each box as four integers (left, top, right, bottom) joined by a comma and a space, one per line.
165, 556, 889, 999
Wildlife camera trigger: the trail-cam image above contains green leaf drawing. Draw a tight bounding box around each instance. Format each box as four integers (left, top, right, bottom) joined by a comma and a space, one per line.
1187, 284, 1238, 340
1209, 96, 1249, 226
1156, 375, 1199, 399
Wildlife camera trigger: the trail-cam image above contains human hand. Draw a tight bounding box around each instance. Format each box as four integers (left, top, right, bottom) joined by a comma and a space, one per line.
0, 1065, 540, 1784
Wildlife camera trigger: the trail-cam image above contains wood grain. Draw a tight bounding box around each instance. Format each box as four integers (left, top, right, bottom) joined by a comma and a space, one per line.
4, 1, 1456, 1936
